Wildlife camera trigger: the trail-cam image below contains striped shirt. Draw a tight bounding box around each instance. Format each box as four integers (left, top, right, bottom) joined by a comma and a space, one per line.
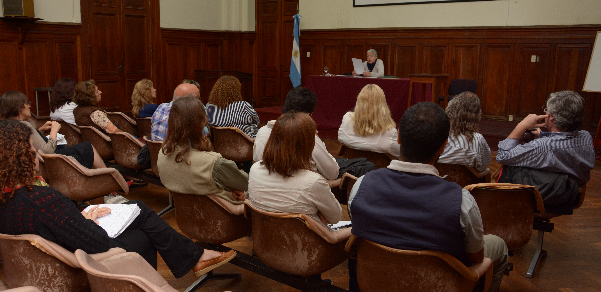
496, 130, 595, 185
206, 101, 260, 138
438, 132, 491, 173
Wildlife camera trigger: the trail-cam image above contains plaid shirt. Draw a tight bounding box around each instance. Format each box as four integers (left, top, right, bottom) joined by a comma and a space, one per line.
151, 102, 172, 141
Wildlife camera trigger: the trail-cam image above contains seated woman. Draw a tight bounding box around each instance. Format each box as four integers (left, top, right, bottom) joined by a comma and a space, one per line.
72, 80, 122, 134
49, 78, 78, 125
338, 84, 399, 159
0, 91, 105, 170
131, 79, 159, 118
157, 96, 248, 209
205, 75, 260, 138
438, 91, 491, 173
352, 49, 384, 77
0, 119, 235, 277
247, 112, 342, 227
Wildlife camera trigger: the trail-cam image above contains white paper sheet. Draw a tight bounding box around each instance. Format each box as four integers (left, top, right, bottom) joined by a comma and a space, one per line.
84, 204, 141, 238
352, 58, 364, 75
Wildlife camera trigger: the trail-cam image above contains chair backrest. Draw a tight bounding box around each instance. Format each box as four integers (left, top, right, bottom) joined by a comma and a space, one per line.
464, 183, 545, 251
29, 114, 51, 130
136, 117, 152, 141
36, 151, 50, 184
171, 192, 250, 244
109, 132, 145, 170
349, 235, 491, 292
245, 202, 350, 277
338, 144, 392, 169
107, 112, 138, 137
448, 79, 478, 96
434, 163, 490, 187
39, 151, 128, 202
340, 173, 358, 212
75, 249, 177, 292
56, 120, 83, 147
0, 233, 90, 292
143, 137, 163, 177
210, 126, 255, 162
79, 126, 114, 160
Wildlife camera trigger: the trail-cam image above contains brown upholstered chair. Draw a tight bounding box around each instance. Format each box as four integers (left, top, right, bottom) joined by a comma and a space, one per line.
56, 120, 84, 146
338, 144, 392, 169
340, 173, 358, 212
345, 234, 493, 292
172, 193, 250, 245
435, 163, 491, 187
526, 185, 587, 277
79, 126, 114, 160
210, 126, 254, 162
463, 183, 545, 252
245, 202, 351, 277
38, 151, 129, 202
107, 112, 138, 137
143, 137, 162, 177
0, 233, 125, 292
109, 132, 146, 170
75, 249, 178, 292
36, 151, 50, 184
136, 117, 152, 140
28, 114, 51, 130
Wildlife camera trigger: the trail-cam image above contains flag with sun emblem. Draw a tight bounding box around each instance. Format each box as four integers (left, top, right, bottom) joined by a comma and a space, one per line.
290, 14, 302, 88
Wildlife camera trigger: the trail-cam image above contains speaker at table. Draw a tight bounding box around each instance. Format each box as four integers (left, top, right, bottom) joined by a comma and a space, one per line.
2, 0, 35, 17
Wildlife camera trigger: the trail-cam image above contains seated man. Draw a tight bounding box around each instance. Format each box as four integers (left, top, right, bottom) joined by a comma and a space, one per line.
253, 87, 339, 181
349, 102, 508, 292
151, 83, 200, 141
496, 91, 595, 210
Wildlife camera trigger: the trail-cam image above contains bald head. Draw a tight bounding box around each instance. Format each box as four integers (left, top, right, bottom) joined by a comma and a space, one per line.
173, 83, 200, 100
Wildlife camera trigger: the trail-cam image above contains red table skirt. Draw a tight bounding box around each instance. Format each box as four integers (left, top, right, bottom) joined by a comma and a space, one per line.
305, 75, 432, 131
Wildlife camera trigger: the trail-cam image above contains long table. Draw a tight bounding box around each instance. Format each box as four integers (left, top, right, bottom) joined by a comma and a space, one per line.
305, 75, 432, 131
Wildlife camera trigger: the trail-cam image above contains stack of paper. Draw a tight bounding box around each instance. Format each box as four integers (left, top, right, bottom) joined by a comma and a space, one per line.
83, 204, 141, 238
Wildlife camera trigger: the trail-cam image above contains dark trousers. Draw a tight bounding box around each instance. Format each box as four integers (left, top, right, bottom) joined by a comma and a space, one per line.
114, 200, 204, 278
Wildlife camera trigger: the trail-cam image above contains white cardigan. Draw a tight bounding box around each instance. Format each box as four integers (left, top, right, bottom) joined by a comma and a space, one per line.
362, 59, 384, 77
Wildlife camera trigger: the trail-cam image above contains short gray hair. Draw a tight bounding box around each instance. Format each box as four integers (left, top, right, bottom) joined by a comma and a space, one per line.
546, 90, 584, 132
367, 49, 377, 58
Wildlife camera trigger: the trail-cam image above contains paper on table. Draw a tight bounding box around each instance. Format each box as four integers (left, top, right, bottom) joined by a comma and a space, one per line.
84, 204, 141, 238
328, 220, 352, 230
352, 58, 364, 75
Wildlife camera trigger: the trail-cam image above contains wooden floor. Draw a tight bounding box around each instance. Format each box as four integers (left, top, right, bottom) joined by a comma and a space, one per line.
2, 140, 600, 291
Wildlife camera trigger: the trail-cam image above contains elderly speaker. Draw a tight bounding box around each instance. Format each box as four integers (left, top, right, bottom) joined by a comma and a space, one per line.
2, 0, 35, 17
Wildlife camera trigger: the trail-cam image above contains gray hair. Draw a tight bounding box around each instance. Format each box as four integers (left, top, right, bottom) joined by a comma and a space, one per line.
546, 90, 584, 132
367, 49, 378, 58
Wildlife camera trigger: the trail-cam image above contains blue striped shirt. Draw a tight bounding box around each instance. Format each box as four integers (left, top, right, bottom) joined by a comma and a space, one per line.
206, 101, 260, 138
496, 130, 595, 185
438, 132, 491, 173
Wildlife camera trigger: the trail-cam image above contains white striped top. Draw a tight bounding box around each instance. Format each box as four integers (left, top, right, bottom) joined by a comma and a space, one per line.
206, 101, 260, 138
438, 132, 492, 173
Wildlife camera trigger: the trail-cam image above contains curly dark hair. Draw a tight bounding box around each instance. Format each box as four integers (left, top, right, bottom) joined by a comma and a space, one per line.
50, 78, 77, 112
282, 87, 317, 114
208, 76, 243, 109
399, 102, 450, 163
73, 79, 98, 106
0, 120, 36, 203
445, 91, 481, 142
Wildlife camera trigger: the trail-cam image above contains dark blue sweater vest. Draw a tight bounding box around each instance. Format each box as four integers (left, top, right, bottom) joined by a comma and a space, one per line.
350, 168, 469, 264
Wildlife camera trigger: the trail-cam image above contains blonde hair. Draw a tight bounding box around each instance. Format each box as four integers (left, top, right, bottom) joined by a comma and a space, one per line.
131, 79, 154, 117
208, 75, 243, 109
352, 84, 396, 136
445, 91, 481, 142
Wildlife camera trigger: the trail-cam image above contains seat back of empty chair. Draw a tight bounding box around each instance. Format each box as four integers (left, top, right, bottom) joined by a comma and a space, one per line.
210, 126, 254, 162
107, 112, 138, 137
79, 126, 114, 160
434, 163, 489, 188
338, 144, 392, 169
0, 233, 90, 292
246, 203, 349, 277
143, 137, 163, 177
172, 192, 251, 244
465, 183, 544, 251
109, 132, 145, 170
136, 117, 152, 141
57, 120, 83, 146
354, 237, 485, 292
448, 79, 478, 96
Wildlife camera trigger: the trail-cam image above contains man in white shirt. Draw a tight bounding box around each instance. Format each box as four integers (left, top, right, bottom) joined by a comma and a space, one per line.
253, 87, 339, 181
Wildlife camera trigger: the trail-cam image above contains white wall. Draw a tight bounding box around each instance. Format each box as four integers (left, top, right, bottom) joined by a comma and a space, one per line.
160, 0, 255, 31
299, 0, 601, 29
0, 0, 81, 23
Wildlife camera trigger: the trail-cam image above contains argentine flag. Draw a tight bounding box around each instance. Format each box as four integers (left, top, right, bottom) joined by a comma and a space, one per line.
290, 14, 302, 88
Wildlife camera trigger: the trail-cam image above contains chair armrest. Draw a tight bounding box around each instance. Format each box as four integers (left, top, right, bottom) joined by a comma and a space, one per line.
207, 194, 245, 215
3, 287, 43, 292
345, 234, 358, 252
301, 214, 352, 244
109, 112, 137, 125
339, 173, 358, 191
90, 248, 128, 261
470, 257, 493, 291
68, 123, 81, 134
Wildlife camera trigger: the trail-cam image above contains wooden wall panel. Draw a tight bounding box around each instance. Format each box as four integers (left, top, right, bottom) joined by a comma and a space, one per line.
452, 44, 480, 81
514, 45, 551, 117
394, 45, 418, 78
422, 45, 446, 74
323, 45, 341, 76
482, 45, 513, 117
343, 44, 364, 74
0, 40, 19, 93
553, 44, 591, 92
206, 44, 222, 70
300, 44, 317, 85
54, 42, 80, 80
163, 43, 186, 103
